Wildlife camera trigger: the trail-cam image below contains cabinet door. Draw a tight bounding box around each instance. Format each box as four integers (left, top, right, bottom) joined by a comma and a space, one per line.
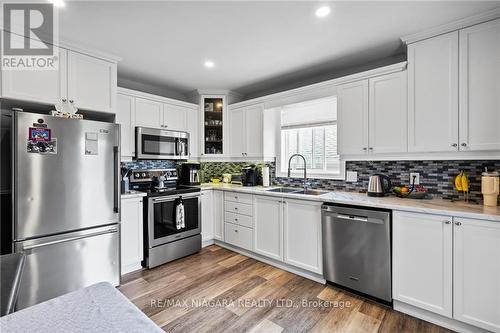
186, 107, 199, 158
116, 94, 135, 158
244, 105, 263, 157
253, 195, 282, 261
337, 80, 369, 155
369, 71, 407, 153
67, 51, 117, 113
120, 197, 143, 274
1, 40, 67, 105
163, 103, 188, 131
408, 31, 459, 152
213, 190, 224, 241
454, 217, 500, 332
201, 191, 214, 242
459, 19, 500, 152
392, 211, 453, 317
134, 98, 163, 128
229, 107, 245, 157
283, 199, 322, 273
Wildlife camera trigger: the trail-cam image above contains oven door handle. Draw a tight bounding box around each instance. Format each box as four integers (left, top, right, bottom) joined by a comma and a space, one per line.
151, 193, 200, 203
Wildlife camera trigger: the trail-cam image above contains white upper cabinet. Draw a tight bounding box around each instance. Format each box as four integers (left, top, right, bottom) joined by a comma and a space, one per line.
337, 80, 369, 155
1, 38, 67, 105
229, 107, 246, 157
253, 195, 283, 261
186, 107, 199, 158
67, 51, 117, 113
369, 71, 407, 153
338, 71, 407, 156
408, 31, 459, 152
453, 217, 500, 332
229, 104, 264, 158
163, 104, 188, 131
459, 19, 500, 152
393, 211, 453, 317
134, 98, 163, 128
283, 199, 322, 274
116, 94, 135, 158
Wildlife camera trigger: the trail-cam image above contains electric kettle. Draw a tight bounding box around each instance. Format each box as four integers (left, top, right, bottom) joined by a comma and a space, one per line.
367, 174, 392, 197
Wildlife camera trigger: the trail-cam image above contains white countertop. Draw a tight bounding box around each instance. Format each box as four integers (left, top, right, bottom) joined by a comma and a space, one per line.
200, 183, 500, 222
121, 190, 147, 199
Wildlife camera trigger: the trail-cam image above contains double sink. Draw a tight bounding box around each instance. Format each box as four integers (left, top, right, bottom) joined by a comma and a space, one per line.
266, 187, 329, 196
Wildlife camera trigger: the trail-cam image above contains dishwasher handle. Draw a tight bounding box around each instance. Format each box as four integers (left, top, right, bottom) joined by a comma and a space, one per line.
335, 213, 368, 223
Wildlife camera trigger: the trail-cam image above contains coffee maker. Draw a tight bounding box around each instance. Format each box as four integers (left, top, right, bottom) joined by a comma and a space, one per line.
242, 165, 258, 187
179, 163, 201, 185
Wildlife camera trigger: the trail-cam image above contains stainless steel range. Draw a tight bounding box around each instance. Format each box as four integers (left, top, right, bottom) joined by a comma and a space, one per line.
129, 168, 201, 268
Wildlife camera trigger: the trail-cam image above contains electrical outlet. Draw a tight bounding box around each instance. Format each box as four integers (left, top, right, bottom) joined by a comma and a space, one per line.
347, 171, 358, 182
410, 172, 420, 185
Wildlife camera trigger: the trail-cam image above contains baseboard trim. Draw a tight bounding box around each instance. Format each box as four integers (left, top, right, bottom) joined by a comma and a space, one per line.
202, 239, 215, 248
393, 300, 491, 333
214, 240, 326, 284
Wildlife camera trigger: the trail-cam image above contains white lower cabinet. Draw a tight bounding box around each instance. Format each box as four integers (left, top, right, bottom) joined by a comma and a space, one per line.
120, 196, 144, 275
213, 190, 224, 241
283, 199, 322, 274
453, 217, 500, 332
393, 211, 500, 332
393, 211, 453, 317
201, 190, 214, 243
224, 223, 253, 251
253, 195, 283, 261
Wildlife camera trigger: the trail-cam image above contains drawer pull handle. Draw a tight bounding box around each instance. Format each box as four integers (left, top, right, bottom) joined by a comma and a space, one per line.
455, 221, 462, 226
234, 207, 238, 210
443, 220, 451, 224
234, 229, 238, 233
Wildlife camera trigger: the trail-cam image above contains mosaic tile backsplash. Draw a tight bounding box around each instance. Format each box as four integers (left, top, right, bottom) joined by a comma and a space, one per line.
121, 159, 500, 203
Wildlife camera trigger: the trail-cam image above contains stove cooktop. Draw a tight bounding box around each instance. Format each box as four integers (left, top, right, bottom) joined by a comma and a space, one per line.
138, 185, 200, 197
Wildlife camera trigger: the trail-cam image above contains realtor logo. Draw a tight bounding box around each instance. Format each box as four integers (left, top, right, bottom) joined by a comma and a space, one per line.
1, 2, 59, 70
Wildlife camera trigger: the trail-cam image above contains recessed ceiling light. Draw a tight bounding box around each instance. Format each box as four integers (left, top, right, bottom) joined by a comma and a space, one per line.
204, 60, 215, 69
48, 0, 65, 7
315, 6, 331, 18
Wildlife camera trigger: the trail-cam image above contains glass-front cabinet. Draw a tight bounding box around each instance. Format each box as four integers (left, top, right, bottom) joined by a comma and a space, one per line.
201, 95, 226, 155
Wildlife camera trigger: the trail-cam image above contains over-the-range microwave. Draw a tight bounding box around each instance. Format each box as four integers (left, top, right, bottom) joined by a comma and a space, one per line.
135, 127, 189, 160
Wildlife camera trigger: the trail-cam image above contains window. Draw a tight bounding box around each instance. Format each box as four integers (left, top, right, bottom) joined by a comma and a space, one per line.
278, 97, 343, 178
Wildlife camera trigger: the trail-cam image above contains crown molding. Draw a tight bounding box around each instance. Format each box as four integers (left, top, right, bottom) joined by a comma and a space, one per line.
229, 61, 407, 109
401, 7, 500, 45
117, 87, 198, 109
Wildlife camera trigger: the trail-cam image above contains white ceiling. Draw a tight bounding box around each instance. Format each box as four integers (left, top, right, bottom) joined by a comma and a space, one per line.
57, 1, 500, 99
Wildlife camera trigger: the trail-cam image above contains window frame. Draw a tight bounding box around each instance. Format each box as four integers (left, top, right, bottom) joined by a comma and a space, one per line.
277, 123, 345, 181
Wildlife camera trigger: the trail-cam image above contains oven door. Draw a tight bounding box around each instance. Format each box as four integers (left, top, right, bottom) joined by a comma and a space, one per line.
148, 193, 200, 247
136, 127, 189, 160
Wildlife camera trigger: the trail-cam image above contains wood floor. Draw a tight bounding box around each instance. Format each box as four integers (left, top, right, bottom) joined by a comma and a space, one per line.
119, 245, 453, 333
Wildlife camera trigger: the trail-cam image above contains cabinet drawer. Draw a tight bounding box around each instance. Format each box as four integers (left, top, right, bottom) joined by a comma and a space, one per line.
225, 211, 253, 228
224, 192, 253, 205
225, 201, 253, 217
224, 222, 253, 251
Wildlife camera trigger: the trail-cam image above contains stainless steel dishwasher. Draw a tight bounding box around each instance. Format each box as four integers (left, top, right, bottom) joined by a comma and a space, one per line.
322, 203, 392, 303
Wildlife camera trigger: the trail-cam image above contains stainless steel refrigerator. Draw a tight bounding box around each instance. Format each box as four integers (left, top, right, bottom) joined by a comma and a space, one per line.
11, 111, 120, 310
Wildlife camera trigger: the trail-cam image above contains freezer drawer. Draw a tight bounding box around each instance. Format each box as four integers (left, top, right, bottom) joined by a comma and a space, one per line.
15, 225, 120, 310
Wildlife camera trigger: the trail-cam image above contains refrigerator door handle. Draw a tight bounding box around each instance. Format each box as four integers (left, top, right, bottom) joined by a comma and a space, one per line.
113, 146, 119, 213
20, 226, 118, 251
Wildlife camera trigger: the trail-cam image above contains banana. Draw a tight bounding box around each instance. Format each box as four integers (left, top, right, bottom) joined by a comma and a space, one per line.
454, 171, 463, 192
461, 171, 469, 193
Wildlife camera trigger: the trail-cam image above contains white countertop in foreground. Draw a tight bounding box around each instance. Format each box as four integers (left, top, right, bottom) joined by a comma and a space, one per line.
200, 183, 500, 222
121, 190, 147, 199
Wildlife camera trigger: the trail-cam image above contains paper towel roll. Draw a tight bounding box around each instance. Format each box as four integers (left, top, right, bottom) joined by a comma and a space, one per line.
262, 166, 270, 187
